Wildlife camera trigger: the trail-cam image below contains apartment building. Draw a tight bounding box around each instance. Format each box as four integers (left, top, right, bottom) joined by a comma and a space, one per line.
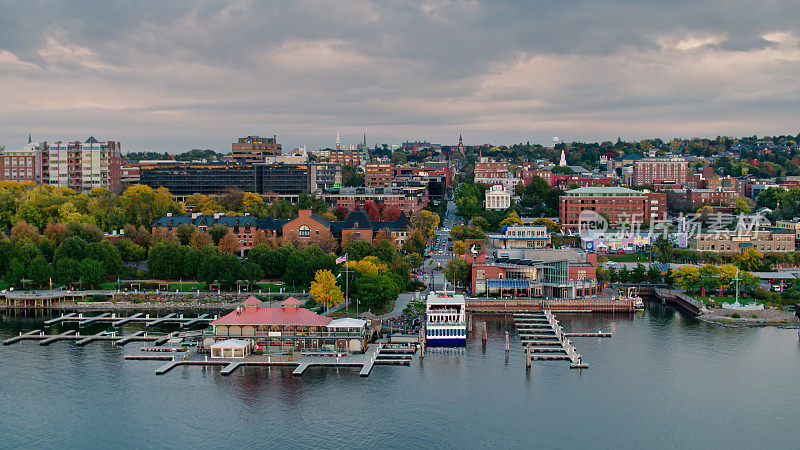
0, 140, 38, 183
365, 162, 394, 187
633, 157, 688, 186
559, 187, 666, 228
40, 137, 122, 193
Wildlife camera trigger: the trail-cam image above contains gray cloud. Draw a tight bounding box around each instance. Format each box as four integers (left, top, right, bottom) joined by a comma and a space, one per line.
0, 0, 799, 152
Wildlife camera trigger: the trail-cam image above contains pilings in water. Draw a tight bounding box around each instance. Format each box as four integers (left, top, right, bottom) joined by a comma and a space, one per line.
482, 321, 487, 343
525, 344, 531, 368
505, 331, 509, 353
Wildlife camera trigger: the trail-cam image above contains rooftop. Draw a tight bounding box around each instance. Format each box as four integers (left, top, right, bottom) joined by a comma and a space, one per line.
564, 186, 643, 195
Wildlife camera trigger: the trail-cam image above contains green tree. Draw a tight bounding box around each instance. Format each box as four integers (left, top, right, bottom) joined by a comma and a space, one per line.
243, 261, 264, 287
646, 266, 662, 284
208, 224, 229, 246
54, 258, 79, 285
54, 236, 89, 262
375, 239, 397, 263
733, 197, 752, 215
632, 263, 647, 283
443, 258, 470, 288
148, 240, 182, 278
651, 234, 674, 263
345, 240, 375, 262
176, 223, 195, 246
78, 258, 106, 287
28, 255, 52, 287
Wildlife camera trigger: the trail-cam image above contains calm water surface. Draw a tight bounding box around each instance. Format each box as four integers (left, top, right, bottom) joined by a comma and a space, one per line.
1, 305, 799, 449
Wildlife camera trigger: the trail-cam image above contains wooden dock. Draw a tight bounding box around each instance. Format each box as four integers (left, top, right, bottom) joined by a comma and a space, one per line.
112, 312, 143, 327
150, 344, 389, 377
2, 329, 42, 345
3, 329, 176, 347
40, 330, 75, 345
43, 312, 216, 328
515, 309, 611, 369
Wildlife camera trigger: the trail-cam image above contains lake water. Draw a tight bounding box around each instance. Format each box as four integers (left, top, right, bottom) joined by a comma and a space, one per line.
2, 305, 799, 449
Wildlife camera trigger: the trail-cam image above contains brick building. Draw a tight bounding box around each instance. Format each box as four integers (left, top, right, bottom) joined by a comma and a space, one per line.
0, 140, 38, 183
559, 187, 666, 228
365, 162, 394, 187
151, 209, 414, 251
474, 156, 520, 191
684, 188, 740, 208
633, 157, 688, 186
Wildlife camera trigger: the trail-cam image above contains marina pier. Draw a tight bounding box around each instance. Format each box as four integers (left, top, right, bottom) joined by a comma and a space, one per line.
3, 329, 179, 346
151, 343, 395, 377
43, 312, 217, 328
515, 309, 611, 369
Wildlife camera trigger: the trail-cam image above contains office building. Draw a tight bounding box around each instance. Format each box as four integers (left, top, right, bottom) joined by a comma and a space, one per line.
232, 135, 282, 163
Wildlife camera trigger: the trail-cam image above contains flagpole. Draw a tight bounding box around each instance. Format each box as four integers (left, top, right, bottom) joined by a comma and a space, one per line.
345, 253, 349, 314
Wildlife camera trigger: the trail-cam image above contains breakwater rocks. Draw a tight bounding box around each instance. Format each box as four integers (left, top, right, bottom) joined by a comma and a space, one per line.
697, 308, 799, 328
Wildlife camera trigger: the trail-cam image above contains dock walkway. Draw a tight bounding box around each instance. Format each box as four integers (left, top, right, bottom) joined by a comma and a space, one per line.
44, 312, 216, 328
152, 344, 387, 377
515, 309, 611, 369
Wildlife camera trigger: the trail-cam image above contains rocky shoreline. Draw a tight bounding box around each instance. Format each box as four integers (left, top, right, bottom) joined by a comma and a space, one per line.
697, 307, 799, 328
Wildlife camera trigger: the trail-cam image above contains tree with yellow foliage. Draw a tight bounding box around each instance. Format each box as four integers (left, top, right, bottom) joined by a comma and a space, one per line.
346, 255, 389, 275
310, 269, 344, 309
499, 211, 523, 227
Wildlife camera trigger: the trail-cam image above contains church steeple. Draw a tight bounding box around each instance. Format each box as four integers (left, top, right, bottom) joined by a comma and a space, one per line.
27, 131, 31, 144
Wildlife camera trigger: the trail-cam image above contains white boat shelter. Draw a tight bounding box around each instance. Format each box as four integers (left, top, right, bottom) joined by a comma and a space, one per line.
210, 338, 252, 358
327, 318, 367, 332
326, 318, 368, 353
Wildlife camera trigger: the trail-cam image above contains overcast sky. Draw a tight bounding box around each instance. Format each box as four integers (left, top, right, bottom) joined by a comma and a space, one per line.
1, 0, 799, 153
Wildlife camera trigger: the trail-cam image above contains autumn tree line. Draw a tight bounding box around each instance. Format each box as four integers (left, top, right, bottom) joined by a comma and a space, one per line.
0, 182, 435, 297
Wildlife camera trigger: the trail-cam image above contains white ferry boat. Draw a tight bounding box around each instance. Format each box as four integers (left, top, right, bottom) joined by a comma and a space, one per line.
425, 291, 467, 346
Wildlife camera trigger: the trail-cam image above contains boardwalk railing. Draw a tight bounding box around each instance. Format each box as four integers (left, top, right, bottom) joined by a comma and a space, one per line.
467, 298, 633, 313
653, 288, 704, 315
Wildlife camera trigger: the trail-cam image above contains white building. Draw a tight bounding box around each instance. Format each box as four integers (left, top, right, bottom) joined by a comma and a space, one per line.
484, 184, 511, 210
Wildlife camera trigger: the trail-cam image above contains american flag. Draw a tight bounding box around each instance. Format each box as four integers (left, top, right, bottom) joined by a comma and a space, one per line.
335, 253, 347, 264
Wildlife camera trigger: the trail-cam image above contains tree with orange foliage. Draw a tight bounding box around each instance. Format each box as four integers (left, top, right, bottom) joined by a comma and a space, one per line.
373, 228, 394, 247
218, 232, 242, 255
189, 230, 213, 249
44, 223, 69, 244
11, 221, 39, 243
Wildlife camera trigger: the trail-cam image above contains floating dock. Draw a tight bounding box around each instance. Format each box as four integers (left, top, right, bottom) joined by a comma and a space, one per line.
43, 312, 217, 328
151, 344, 392, 377
2, 329, 177, 346
515, 309, 612, 369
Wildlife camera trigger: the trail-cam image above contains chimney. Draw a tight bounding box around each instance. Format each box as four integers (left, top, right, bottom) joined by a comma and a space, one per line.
586, 252, 597, 265
191, 212, 199, 219
214, 212, 221, 219
166, 212, 172, 217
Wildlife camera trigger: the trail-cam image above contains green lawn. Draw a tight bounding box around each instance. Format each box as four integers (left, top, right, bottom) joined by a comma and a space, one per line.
605, 253, 649, 263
